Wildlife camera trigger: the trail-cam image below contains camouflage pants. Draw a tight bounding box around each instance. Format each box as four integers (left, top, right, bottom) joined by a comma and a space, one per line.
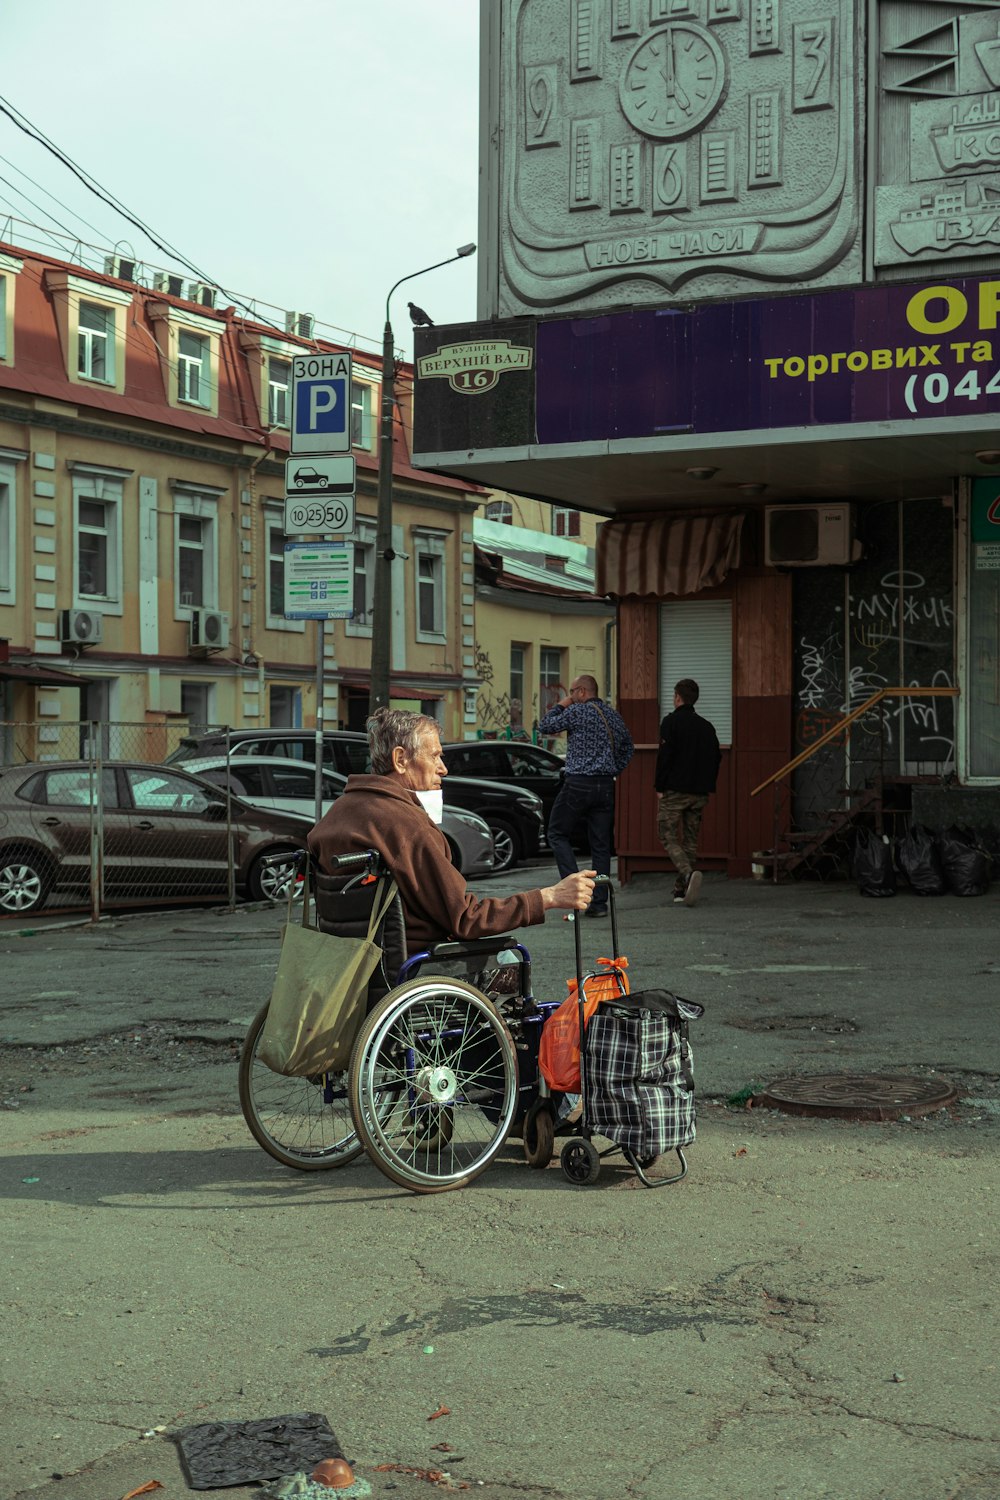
657, 792, 708, 883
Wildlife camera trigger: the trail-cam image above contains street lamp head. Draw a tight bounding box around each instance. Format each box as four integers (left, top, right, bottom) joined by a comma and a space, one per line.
456, 243, 477, 258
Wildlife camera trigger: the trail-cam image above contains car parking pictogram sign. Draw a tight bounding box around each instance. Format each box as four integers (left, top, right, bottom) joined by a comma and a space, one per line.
291, 352, 352, 454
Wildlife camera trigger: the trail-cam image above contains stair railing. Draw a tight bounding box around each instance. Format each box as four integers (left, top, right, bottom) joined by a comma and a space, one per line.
750, 687, 958, 882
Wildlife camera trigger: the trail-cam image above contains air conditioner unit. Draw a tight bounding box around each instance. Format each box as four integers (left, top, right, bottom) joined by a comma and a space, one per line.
61, 608, 104, 645
103, 254, 137, 282
188, 608, 230, 655
188, 282, 218, 308
764, 504, 862, 567
284, 310, 315, 339
153, 271, 186, 298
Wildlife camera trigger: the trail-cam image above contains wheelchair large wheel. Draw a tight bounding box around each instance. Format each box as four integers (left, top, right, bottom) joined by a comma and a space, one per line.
349, 976, 518, 1194
239, 1002, 363, 1171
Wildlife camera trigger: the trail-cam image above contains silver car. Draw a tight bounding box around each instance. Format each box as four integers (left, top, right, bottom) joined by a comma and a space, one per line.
182, 755, 496, 877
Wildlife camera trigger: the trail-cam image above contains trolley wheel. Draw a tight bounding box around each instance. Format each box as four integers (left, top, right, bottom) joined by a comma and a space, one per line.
560, 1137, 601, 1185
522, 1102, 555, 1169
238, 1002, 364, 1171
349, 976, 519, 1195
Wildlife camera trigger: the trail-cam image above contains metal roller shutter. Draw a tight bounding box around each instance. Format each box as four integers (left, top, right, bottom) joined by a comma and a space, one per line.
659, 600, 733, 746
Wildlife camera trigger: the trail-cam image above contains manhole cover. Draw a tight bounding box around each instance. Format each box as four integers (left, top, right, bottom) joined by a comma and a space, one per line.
756, 1072, 957, 1121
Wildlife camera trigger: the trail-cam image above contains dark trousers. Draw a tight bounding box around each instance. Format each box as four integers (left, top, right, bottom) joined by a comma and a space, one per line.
546, 776, 615, 906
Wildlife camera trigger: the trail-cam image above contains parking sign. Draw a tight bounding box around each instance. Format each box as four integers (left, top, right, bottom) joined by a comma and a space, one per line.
291, 352, 352, 454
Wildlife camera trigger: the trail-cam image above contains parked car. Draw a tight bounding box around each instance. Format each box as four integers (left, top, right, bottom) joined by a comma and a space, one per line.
0, 761, 308, 916
182, 755, 496, 877
167, 729, 544, 873
440, 740, 565, 824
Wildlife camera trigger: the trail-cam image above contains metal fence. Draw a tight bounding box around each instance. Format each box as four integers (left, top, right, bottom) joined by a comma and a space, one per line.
0, 722, 303, 921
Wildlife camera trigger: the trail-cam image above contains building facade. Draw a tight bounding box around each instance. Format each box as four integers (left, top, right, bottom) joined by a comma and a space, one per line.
410, 0, 1000, 877
0, 241, 482, 762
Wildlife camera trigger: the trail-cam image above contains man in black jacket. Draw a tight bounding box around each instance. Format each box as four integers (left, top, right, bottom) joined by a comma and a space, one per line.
654, 678, 721, 907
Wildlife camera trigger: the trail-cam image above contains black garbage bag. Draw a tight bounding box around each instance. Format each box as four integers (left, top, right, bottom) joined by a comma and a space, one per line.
938, 825, 990, 897
853, 826, 896, 897
895, 822, 947, 896
974, 824, 1000, 874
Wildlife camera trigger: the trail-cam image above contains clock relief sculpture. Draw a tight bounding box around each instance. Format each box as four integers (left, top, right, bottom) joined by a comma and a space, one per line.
619, 23, 727, 139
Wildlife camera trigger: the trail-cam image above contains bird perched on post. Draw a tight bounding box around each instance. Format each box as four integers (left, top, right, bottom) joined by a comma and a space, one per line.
408, 301, 434, 327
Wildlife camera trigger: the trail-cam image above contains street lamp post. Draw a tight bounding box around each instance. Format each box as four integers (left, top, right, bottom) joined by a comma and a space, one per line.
368, 244, 477, 717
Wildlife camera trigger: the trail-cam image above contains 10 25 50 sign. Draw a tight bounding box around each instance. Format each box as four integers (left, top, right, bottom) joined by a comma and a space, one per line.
284, 496, 354, 533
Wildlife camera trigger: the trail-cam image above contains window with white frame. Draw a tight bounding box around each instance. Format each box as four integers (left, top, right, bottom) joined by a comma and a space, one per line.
0, 462, 16, 599
172, 490, 219, 614
264, 509, 303, 630
181, 680, 215, 732
268, 358, 290, 427
413, 529, 447, 641
74, 481, 122, 603
485, 499, 513, 524
510, 643, 527, 730
552, 506, 581, 538
539, 647, 564, 715
351, 381, 373, 449
346, 519, 376, 636
270, 684, 302, 726
178, 330, 210, 406
78, 301, 114, 383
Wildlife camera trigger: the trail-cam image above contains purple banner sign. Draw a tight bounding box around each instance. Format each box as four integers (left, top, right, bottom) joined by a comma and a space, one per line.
536, 276, 1000, 444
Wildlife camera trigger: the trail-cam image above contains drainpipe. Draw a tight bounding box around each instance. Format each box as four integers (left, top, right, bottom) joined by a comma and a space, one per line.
243, 450, 269, 716
605, 618, 615, 700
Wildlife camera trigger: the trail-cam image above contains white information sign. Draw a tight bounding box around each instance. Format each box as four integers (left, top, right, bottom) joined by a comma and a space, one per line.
283, 541, 355, 619
284, 494, 354, 534
290, 352, 352, 454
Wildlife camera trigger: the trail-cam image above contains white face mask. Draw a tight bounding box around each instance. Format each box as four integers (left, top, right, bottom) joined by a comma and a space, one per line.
413, 788, 444, 825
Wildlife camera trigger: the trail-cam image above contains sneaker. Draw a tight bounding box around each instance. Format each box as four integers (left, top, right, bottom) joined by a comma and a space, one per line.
583, 905, 608, 919
683, 870, 703, 907
672, 884, 686, 905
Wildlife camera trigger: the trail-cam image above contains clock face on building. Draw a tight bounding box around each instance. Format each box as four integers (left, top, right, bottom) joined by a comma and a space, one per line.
619, 23, 727, 140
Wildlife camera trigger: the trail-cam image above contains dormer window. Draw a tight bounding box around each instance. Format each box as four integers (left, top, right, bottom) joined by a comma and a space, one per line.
268, 358, 290, 427
78, 301, 114, 383
178, 331, 209, 406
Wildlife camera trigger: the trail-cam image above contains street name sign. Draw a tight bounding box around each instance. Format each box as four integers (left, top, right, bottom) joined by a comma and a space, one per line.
284, 454, 356, 534
283, 541, 355, 619
291, 351, 352, 454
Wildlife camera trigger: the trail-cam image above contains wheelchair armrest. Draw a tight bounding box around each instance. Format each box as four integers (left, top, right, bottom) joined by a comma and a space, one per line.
427, 934, 519, 960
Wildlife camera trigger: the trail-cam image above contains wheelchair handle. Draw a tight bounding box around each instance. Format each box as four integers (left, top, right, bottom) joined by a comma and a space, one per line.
326, 848, 383, 875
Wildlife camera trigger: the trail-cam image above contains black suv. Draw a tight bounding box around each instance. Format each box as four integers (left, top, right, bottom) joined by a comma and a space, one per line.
167, 728, 544, 873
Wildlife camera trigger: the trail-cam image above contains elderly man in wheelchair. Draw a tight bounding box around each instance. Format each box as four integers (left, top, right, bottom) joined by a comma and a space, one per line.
239, 708, 596, 1194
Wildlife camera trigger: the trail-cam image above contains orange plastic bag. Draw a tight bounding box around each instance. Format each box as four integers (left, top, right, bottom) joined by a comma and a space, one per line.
538, 957, 629, 1092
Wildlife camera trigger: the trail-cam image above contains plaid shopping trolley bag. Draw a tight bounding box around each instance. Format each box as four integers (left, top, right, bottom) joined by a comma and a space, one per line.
584, 990, 705, 1159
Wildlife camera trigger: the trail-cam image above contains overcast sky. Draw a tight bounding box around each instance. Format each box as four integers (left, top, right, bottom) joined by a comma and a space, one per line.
0, 0, 481, 361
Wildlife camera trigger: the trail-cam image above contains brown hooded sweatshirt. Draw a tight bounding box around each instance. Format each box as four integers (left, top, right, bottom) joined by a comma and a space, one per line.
307, 774, 544, 954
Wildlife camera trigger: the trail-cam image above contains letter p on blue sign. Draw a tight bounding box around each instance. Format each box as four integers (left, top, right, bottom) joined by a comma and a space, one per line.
290, 352, 353, 454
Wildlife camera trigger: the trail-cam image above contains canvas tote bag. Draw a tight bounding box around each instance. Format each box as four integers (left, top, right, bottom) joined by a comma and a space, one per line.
258, 870, 399, 1077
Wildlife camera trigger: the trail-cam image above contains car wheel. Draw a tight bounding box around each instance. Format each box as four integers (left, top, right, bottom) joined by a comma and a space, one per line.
246, 847, 301, 903
0, 850, 53, 916
486, 817, 520, 874
444, 836, 463, 874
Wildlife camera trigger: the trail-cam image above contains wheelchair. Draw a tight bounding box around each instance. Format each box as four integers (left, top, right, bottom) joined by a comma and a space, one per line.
239, 848, 566, 1194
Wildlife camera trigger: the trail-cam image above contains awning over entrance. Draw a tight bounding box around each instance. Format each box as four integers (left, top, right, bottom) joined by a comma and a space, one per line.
0, 662, 83, 687
596, 513, 745, 599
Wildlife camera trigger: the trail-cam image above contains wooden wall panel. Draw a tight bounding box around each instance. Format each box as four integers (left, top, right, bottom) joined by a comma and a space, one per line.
734, 573, 793, 699
618, 600, 659, 700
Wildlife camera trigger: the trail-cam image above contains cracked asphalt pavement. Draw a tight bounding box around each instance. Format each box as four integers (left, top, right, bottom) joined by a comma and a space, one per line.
1, 867, 998, 1500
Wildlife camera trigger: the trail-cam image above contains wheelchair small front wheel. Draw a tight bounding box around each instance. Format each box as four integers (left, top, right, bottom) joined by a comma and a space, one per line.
349, 976, 518, 1194
560, 1136, 601, 1185
522, 1101, 555, 1169
238, 1003, 363, 1171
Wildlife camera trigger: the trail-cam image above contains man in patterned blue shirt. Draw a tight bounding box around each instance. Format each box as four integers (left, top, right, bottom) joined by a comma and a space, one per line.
538, 674, 634, 918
